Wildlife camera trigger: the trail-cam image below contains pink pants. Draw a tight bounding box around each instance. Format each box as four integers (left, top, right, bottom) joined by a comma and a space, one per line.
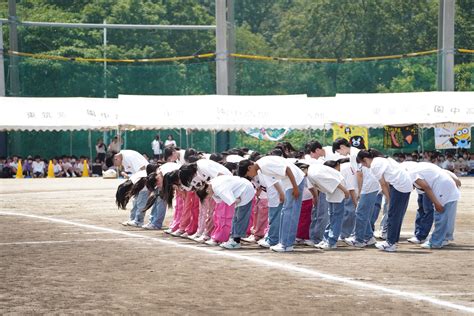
211, 201, 235, 242
247, 198, 269, 238
169, 191, 184, 232
296, 199, 313, 240
179, 191, 200, 235
196, 196, 216, 236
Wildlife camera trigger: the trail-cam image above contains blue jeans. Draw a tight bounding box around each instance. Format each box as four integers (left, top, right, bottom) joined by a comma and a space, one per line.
354, 191, 379, 243
266, 203, 283, 246
149, 198, 167, 228
310, 192, 329, 243
430, 201, 457, 247
371, 194, 387, 234
386, 186, 411, 245
414, 193, 434, 240
278, 181, 305, 247
323, 201, 345, 246
340, 197, 356, 239
131, 189, 149, 225
231, 200, 254, 239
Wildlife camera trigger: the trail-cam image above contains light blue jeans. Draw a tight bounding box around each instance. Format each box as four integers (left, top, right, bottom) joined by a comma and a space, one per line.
278, 181, 305, 248
130, 189, 149, 225
340, 197, 356, 239
323, 201, 345, 246
310, 192, 329, 243
231, 200, 254, 239
265, 203, 283, 246
430, 201, 457, 247
149, 198, 167, 228
354, 191, 379, 243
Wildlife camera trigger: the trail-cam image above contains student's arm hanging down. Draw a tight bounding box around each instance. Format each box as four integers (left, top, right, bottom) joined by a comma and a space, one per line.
285, 167, 300, 199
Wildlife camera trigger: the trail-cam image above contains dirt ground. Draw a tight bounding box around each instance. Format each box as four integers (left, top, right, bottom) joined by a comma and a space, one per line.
0, 177, 473, 315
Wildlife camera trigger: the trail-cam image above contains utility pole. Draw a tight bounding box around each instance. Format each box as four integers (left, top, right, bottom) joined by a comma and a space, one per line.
0, 21, 5, 96
8, 0, 20, 96
437, 0, 455, 91
215, 0, 235, 150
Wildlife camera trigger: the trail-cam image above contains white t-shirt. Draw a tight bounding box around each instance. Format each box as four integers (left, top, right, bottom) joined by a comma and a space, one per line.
326, 178, 346, 203
130, 170, 147, 184
299, 157, 322, 165
151, 139, 162, 155
159, 162, 180, 176
210, 175, 256, 207
307, 164, 344, 201
253, 171, 275, 200
302, 178, 313, 201
165, 139, 177, 148
32, 161, 45, 173
120, 150, 149, 174
370, 157, 413, 193
226, 155, 245, 163
340, 162, 357, 192
190, 159, 232, 188
266, 180, 282, 208
256, 156, 305, 191
405, 162, 460, 206
360, 165, 381, 194
321, 146, 344, 162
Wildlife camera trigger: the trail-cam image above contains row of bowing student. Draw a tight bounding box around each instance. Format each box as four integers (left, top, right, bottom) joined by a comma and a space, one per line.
114, 139, 461, 253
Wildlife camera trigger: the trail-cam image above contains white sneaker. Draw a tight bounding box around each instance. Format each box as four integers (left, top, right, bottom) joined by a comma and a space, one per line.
188, 233, 200, 240
375, 241, 397, 252
195, 235, 210, 243
170, 230, 184, 237
122, 220, 141, 227
345, 238, 366, 248
220, 240, 241, 250
442, 240, 450, 247
365, 237, 377, 246
343, 236, 357, 246
295, 238, 305, 245
242, 235, 257, 243
407, 236, 424, 244
303, 240, 315, 247
270, 243, 294, 252
316, 241, 337, 250
180, 232, 189, 239
205, 239, 219, 246
164, 228, 173, 234
142, 223, 160, 230
257, 239, 271, 248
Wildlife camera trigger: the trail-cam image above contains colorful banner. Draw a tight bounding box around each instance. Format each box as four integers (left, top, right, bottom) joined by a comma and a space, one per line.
245, 128, 290, 142
383, 125, 419, 149
332, 124, 369, 149
435, 123, 471, 149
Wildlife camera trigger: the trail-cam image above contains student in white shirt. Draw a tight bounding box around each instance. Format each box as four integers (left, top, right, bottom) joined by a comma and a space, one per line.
239, 156, 305, 252
304, 140, 343, 245
197, 175, 256, 249
32, 156, 45, 178
178, 158, 232, 244
357, 149, 413, 252
164, 134, 177, 148
302, 162, 350, 250
151, 134, 163, 160
403, 162, 461, 248
114, 150, 150, 227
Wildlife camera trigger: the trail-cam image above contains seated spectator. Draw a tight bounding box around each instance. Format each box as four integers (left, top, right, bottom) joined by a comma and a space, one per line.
92, 157, 104, 177
61, 156, 75, 177
23, 156, 33, 178
455, 157, 469, 176
53, 158, 65, 177
468, 154, 474, 176
32, 155, 45, 178
442, 154, 455, 172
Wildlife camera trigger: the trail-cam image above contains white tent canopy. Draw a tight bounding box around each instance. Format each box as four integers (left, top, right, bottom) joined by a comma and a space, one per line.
0, 97, 119, 131
328, 92, 474, 127
117, 94, 321, 130
0, 92, 472, 131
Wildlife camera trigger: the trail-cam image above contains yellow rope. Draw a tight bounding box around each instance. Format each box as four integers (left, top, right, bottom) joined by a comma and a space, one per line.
6, 48, 473, 64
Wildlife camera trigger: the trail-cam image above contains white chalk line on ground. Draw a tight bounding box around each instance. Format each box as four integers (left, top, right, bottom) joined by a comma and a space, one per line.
0, 238, 136, 246
0, 211, 472, 314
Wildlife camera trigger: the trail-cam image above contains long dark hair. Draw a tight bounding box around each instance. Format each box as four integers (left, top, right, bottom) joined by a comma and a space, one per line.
356, 148, 384, 163
115, 180, 133, 210
179, 163, 198, 187
129, 177, 147, 198
163, 170, 180, 207
196, 182, 210, 203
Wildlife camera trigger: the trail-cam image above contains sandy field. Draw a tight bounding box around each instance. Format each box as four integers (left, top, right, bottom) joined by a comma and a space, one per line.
0, 177, 473, 315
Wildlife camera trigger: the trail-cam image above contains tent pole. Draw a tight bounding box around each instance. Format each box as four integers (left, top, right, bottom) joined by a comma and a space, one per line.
69, 131, 73, 156
88, 131, 93, 163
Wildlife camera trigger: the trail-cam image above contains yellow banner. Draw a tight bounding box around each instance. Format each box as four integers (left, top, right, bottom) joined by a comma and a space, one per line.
332, 123, 369, 149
